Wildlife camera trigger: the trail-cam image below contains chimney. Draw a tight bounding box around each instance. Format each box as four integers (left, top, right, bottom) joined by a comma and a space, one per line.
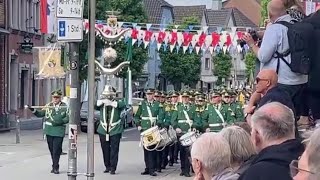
212, 0, 222, 10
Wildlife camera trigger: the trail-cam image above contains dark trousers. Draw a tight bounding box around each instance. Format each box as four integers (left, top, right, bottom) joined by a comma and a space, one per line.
99, 133, 121, 171
162, 146, 171, 167
46, 135, 63, 170
178, 140, 191, 173
169, 144, 176, 163
156, 150, 162, 170
174, 142, 179, 161
143, 146, 156, 173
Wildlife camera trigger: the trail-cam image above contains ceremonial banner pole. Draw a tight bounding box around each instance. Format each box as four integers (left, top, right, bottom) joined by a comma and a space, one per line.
87, 0, 96, 178
126, 38, 133, 106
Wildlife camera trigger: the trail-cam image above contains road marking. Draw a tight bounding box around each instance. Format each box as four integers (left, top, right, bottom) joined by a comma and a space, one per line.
0, 152, 14, 155
124, 127, 136, 132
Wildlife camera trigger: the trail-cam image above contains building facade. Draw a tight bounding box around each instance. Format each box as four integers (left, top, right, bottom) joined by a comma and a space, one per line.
6, 0, 49, 124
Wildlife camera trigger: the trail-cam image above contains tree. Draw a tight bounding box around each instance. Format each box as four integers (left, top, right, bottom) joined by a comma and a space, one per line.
244, 51, 256, 81
159, 16, 201, 90
78, 0, 148, 81
213, 52, 232, 86
260, 0, 270, 25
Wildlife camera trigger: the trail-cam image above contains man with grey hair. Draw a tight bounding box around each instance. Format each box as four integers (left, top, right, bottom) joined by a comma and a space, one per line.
191, 133, 238, 180
239, 102, 304, 180
292, 128, 320, 180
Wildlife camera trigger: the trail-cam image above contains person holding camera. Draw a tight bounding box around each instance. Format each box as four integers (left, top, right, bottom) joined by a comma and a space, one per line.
242, 0, 308, 126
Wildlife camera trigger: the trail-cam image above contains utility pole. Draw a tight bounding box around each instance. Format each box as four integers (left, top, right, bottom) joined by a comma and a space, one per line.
67, 43, 80, 180
87, 0, 96, 179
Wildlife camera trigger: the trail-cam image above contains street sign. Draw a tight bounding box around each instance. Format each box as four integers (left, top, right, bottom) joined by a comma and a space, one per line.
56, 0, 84, 18
57, 18, 83, 42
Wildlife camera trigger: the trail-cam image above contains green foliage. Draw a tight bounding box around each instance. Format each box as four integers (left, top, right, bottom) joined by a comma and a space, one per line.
159, 16, 201, 90
260, 0, 270, 25
160, 48, 201, 90
244, 51, 256, 80
213, 52, 232, 86
79, 0, 148, 82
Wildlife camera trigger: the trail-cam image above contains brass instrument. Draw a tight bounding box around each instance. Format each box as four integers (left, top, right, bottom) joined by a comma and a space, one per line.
24, 105, 68, 109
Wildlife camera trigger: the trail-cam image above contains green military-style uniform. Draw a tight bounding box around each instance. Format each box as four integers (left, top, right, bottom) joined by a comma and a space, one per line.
202, 91, 230, 132
30, 89, 68, 174
96, 96, 126, 174
230, 91, 244, 122
33, 101, 69, 137
134, 100, 163, 131
194, 94, 206, 132
96, 99, 126, 137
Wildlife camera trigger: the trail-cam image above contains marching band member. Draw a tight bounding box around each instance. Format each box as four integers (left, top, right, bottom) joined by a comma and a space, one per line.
28, 89, 69, 174
96, 86, 127, 175
170, 91, 180, 164
194, 94, 206, 133
161, 92, 173, 169
134, 88, 164, 177
202, 90, 230, 132
230, 90, 245, 123
171, 91, 201, 177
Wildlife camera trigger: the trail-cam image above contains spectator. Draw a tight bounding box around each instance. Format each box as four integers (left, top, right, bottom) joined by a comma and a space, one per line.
243, 0, 308, 120
292, 128, 320, 180
191, 133, 237, 180
220, 126, 257, 177
239, 102, 304, 180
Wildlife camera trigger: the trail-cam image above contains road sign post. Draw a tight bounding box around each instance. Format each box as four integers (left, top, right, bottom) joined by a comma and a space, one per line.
56, 1, 84, 180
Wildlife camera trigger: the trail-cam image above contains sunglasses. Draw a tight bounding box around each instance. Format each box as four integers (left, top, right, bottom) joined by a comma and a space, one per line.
290, 160, 315, 177
255, 77, 269, 84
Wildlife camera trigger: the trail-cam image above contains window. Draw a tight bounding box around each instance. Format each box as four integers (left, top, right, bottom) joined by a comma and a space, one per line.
205, 58, 210, 70
11, 0, 19, 29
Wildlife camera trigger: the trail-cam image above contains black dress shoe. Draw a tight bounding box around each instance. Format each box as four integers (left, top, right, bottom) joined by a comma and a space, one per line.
103, 169, 110, 173
61, 152, 67, 155
110, 170, 116, 175
141, 171, 149, 175
157, 169, 161, 173
53, 169, 59, 174
184, 172, 191, 177
50, 169, 54, 173
169, 163, 173, 166
149, 172, 157, 176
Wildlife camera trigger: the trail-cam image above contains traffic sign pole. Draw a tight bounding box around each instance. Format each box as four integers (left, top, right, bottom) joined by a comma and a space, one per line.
67, 43, 80, 180
56, 1, 84, 180
87, 0, 96, 179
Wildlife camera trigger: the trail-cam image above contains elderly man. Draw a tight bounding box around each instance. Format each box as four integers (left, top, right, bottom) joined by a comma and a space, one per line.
243, 0, 308, 120
292, 129, 320, 180
239, 102, 304, 180
191, 132, 238, 180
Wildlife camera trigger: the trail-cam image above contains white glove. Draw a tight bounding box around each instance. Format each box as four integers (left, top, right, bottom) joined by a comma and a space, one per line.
176, 128, 182, 134
137, 126, 142, 131
206, 128, 210, 133
111, 101, 118, 108
97, 100, 104, 107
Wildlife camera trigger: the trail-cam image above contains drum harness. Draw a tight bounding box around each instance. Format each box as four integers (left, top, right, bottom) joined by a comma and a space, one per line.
101, 101, 121, 141
210, 104, 227, 129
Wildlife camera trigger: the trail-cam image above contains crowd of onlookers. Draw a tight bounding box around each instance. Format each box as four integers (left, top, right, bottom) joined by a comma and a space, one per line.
191, 102, 320, 180
191, 0, 320, 179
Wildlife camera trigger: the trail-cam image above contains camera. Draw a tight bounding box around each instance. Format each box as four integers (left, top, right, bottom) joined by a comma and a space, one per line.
238, 29, 262, 48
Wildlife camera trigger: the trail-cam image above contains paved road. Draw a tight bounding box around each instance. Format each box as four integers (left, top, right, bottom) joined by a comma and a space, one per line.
0, 128, 193, 180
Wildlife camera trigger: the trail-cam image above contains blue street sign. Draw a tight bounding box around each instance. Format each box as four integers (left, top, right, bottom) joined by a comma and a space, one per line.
59, 21, 66, 37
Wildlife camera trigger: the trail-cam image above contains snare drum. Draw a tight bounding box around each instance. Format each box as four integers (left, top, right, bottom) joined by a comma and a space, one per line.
167, 126, 177, 145
179, 131, 198, 147
157, 128, 170, 150
140, 126, 161, 149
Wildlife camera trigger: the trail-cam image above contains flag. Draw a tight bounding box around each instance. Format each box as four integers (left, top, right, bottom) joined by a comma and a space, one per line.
40, 0, 56, 34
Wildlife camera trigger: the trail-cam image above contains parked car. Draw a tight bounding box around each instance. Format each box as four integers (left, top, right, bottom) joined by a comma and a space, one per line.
80, 101, 100, 133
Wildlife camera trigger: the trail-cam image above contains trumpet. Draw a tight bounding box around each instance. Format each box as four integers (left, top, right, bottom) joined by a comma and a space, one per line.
24, 105, 68, 109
